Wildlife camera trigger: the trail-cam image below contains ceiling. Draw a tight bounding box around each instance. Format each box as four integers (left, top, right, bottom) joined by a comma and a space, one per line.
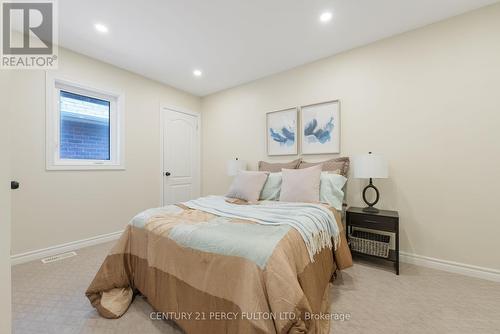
56, 0, 498, 96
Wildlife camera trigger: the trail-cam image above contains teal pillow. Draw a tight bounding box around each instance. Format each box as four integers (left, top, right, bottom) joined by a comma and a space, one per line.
259, 172, 282, 201
320, 172, 347, 210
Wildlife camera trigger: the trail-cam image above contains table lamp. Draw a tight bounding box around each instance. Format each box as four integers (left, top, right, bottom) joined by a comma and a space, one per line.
352, 152, 388, 213
226, 158, 247, 176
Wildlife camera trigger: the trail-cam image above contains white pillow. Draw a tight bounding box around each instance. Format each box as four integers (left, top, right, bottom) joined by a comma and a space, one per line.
226, 171, 269, 202
279, 165, 322, 203
320, 172, 347, 210
259, 172, 282, 201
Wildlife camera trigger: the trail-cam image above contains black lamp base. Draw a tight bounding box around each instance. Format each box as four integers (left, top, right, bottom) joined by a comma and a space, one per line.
362, 206, 380, 214
362, 178, 381, 214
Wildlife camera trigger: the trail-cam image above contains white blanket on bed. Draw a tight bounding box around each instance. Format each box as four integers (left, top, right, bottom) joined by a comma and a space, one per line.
183, 196, 340, 261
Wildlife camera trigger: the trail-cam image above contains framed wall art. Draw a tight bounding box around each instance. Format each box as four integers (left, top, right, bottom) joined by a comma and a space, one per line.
300, 100, 340, 154
266, 107, 298, 156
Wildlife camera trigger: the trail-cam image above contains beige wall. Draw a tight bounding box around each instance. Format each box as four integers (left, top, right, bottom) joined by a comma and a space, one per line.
8, 47, 200, 255
0, 71, 12, 334
201, 5, 500, 270
5, 4, 500, 273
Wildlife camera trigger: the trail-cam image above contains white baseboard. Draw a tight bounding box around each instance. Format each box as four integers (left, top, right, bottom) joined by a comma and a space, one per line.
400, 252, 500, 283
11, 230, 123, 266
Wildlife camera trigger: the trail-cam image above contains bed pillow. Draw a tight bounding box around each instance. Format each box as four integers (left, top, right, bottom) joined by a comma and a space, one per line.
320, 172, 347, 211
258, 159, 301, 172
298, 157, 350, 176
279, 165, 322, 203
259, 172, 282, 201
226, 171, 269, 202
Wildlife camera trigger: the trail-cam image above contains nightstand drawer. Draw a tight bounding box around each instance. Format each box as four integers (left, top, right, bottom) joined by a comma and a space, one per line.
348, 213, 397, 232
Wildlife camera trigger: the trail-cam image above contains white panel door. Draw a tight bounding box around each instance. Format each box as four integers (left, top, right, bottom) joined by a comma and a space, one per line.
0, 73, 12, 334
162, 108, 200, 205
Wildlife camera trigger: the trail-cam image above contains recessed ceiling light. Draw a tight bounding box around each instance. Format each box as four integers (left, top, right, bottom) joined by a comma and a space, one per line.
319, 11, 333, 23
94, 23, 109, 33
193, 69, 202, 77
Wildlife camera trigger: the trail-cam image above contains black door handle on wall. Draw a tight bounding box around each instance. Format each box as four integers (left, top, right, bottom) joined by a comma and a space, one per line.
11, 181, 19, 190
165, 172, 171, 176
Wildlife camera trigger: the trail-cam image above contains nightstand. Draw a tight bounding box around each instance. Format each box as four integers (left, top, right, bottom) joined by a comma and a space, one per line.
346, 207, 399, 275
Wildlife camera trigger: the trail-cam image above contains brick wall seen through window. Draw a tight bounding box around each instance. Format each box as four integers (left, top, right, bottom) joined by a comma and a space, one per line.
59, 91, 110, 160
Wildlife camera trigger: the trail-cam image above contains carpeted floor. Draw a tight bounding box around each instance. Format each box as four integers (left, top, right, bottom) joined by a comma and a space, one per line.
11, 242, 500, 334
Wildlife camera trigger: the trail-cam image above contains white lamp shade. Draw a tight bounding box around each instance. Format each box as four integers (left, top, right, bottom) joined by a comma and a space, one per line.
352, 153, 388, 179
227, 159, 247, 176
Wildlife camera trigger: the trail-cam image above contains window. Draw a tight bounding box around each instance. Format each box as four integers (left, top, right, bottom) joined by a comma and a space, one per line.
46, 77, 124, 170
59, 91, 111, 161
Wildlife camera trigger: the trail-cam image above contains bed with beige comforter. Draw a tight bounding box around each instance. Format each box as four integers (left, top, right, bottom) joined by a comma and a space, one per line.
86, 197, 352, 334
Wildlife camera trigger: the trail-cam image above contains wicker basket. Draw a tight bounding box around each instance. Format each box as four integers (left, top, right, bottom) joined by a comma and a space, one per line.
350, 230, 390, 258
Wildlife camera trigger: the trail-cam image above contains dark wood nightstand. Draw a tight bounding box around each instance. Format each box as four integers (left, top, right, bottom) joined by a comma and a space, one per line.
346, 207, 400, 275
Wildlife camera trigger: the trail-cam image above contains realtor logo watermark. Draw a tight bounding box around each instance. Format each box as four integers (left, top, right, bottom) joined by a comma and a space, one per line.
1, 0, 58, 69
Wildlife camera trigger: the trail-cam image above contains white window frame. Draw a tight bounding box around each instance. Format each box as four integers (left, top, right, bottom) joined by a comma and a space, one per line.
46, 74, 125, 170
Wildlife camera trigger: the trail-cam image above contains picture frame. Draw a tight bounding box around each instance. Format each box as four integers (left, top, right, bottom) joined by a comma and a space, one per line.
266, 107, 298, 156
299, 100, 340, 155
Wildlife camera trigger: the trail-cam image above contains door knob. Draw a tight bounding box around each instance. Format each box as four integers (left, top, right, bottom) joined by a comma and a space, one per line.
165, 172, 171, 176
11, 181, 19, 190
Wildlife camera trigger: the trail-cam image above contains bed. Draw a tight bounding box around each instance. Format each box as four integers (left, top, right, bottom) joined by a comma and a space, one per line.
86, 196, 352, 333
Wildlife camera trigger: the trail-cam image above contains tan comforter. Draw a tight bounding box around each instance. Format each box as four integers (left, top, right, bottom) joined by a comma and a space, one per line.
86, 203, 352, 334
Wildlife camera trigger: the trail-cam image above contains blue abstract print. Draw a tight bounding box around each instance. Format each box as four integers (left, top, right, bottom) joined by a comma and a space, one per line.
303, 117, 334, 144
269, 126, 295, 146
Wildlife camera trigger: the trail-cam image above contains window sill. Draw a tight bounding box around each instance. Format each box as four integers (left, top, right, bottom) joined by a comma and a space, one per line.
46, 164, 126, 171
